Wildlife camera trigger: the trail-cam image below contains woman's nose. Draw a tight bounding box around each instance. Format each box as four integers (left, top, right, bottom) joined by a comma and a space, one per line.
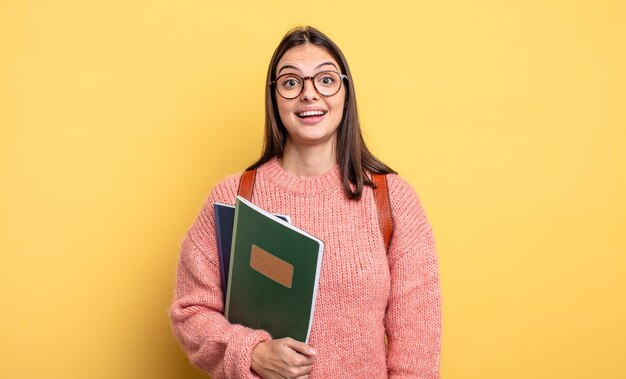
300, 78, 319, 101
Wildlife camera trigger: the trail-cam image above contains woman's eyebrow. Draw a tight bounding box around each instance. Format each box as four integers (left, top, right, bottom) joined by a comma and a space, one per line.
277, 64, 301, 74
315, 62, 338, 70
277, 62, 339, 74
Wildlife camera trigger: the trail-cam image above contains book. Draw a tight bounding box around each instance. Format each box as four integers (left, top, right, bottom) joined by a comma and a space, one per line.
224, 196, 324, 343
214, 203, 290, 300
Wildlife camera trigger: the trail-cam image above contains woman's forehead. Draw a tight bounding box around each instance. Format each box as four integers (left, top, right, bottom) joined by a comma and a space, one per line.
276, 44, 339, 73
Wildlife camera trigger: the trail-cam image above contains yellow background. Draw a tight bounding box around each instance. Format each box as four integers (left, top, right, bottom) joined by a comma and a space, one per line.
1, 1, 624, 378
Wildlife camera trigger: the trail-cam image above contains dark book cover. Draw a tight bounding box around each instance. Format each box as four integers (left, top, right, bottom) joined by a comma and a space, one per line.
224, 196, 324, 343
214, 203, 290, 301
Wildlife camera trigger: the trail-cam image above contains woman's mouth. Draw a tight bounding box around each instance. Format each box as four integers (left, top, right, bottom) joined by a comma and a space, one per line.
297, 110, 327, 118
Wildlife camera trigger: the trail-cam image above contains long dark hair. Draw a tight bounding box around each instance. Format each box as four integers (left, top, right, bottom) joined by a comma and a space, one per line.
247, 26, 396, 200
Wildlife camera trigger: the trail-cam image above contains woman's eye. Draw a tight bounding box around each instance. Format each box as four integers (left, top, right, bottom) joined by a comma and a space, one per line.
319, 75, 335, 86
282, 78, 300, 89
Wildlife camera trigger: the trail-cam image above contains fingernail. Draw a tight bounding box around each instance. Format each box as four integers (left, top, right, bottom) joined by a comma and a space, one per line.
309, 348, 317, 355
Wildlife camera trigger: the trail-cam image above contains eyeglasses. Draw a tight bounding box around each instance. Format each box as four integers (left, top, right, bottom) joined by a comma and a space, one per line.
272, 70, 348, 99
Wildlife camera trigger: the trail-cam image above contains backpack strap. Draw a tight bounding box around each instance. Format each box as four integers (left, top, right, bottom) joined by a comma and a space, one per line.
237, 168, 394, 251
238, 168, 256, 201
372, 173, 394, 251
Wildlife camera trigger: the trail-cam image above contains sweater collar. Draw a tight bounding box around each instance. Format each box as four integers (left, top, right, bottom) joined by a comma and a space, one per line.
258, 157, 342, 196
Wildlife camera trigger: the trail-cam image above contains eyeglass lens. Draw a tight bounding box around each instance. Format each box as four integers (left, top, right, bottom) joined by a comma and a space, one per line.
275, 71, 343, 99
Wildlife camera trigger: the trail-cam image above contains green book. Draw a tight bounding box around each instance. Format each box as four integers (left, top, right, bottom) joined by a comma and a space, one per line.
224, 196, 324, 343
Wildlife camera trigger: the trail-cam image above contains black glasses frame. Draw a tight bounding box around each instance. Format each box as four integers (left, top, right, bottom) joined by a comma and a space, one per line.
271, 70, 348, 99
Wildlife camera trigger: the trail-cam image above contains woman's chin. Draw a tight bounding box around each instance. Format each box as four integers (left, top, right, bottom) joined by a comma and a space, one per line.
288, 132, 336, 148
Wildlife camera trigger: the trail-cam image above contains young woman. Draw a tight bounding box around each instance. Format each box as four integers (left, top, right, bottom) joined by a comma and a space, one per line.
170, 26, 441, 378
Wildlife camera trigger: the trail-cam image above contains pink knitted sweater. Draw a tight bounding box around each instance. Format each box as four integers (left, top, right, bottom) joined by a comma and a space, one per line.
170, 158, 441, 378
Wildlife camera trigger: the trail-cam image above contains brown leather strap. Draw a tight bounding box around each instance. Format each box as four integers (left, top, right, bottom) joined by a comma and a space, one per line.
237, 168, 394, 251
238, 169, 256, 200
372, 173, 394, 251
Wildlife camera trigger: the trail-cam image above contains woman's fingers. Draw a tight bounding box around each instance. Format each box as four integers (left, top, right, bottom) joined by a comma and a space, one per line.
251, 338, 316, 379
279, 362, 313, 378
282, 337, 317, 357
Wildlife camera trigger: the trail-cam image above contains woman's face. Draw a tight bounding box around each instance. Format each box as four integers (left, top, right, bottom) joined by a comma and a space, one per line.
274, 44, 346, 148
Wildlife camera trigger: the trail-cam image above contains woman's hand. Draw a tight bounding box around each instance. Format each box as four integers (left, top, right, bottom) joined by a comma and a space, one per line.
251, 337, 317, 379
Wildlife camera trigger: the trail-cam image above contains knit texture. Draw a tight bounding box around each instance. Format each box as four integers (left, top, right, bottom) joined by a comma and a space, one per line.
169, 157, 441, 378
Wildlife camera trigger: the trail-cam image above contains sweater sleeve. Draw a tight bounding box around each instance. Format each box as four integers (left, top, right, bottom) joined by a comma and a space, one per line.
169, 175, 272, 378
384, 175, 441, 379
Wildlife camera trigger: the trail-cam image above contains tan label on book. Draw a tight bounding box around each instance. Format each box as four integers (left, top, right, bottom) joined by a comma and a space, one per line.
250, 244, 294, 288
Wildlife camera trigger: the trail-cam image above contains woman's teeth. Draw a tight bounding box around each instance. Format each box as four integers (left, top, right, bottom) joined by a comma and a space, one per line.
297, 110, 326, 118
